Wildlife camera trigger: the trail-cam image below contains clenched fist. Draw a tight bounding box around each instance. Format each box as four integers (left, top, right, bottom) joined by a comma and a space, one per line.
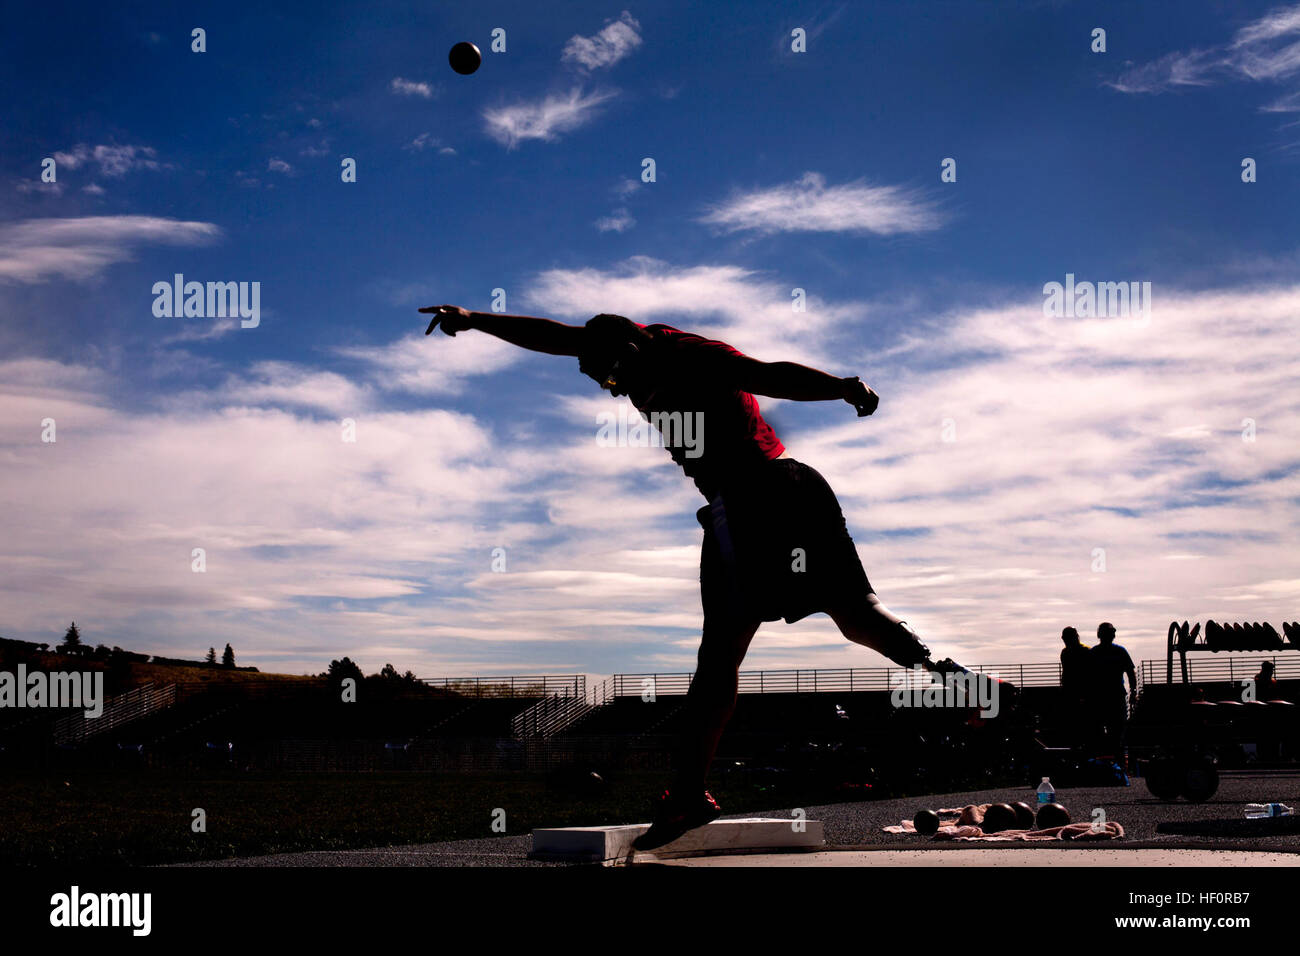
843, 376, 879, 417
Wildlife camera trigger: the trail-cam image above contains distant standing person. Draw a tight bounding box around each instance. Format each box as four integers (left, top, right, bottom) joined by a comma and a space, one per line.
1252, 661, 1283, 759
1089, 622, 1137, 757
1059, 626, 1091, 747
1253, 661, 1279, 697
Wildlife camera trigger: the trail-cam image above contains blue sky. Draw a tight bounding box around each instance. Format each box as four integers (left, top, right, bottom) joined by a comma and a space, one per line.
2, 1, 1298, 679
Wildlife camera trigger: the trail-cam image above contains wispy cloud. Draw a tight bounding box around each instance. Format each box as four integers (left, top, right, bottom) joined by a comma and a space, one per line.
594, 208, 635, 233
339, 332, 524, 396
390, 77, 434, 99
158, 317, 241, 345
562, 10, 643, 72
1106, 49, 1222, 93
1233, 5, 1300, 81
0, 215, 220, 284
482, 88, 618, 148
773, 3, 849, 54
698, 171, 945, 237
211, 361, 376, 416
53, 144, 168, 177
14, 181, 64, 196
406, 133, 456, 155
1108, 3, 1300, 112
525, 254, 870, 366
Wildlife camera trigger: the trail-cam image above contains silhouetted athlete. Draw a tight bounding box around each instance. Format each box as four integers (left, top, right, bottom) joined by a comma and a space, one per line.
421, 305, 1000, 849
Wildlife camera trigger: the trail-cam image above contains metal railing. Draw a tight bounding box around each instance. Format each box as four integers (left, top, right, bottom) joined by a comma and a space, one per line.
509, 676, 626, 737
605, 662, 1064, 697
422, 675, 585, 698
509, 661, 1069, 739
52, 682, 177, 745
591, 675, 616, 707
510, 694, 595, 738
1142, 656, 1300, 686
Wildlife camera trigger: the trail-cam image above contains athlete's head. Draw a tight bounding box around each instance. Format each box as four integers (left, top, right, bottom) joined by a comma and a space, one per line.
579, 314, 652, 396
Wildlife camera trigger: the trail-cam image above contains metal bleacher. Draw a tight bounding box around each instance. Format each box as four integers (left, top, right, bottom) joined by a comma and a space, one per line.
1164, 619, 1300, 683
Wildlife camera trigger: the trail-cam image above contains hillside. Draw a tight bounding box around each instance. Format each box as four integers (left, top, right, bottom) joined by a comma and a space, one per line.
0, 641, 320, 692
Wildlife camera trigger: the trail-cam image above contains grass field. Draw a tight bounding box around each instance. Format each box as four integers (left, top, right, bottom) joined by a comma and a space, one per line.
0, 770, 858, 866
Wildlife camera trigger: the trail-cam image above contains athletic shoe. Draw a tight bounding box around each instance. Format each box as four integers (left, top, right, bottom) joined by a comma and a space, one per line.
631, 789, 723, 851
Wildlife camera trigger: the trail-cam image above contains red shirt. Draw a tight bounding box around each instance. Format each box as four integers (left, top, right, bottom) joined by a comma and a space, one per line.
626, 323, 785, 498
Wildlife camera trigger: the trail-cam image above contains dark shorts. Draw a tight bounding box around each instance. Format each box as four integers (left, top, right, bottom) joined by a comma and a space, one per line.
698, 458, 873, 624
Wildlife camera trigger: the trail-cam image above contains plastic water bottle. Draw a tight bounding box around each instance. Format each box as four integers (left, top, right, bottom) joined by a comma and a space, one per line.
1037, 777, 1055, 806
1244, 803, 1293, 819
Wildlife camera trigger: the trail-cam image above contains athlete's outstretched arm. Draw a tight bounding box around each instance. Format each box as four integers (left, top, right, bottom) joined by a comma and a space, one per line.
420, 304, 585, 356
729, 355, 880, 417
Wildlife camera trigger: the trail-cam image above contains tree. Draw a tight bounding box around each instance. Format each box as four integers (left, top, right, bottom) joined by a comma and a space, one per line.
61, 622, 82, 648
325, 657, 364, 687
379, 663, 400, 681
221, 643, 235, 668
205, 647, 217, 665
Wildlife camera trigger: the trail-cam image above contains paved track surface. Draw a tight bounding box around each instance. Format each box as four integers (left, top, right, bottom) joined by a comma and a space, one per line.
181, 772, 1300, 866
